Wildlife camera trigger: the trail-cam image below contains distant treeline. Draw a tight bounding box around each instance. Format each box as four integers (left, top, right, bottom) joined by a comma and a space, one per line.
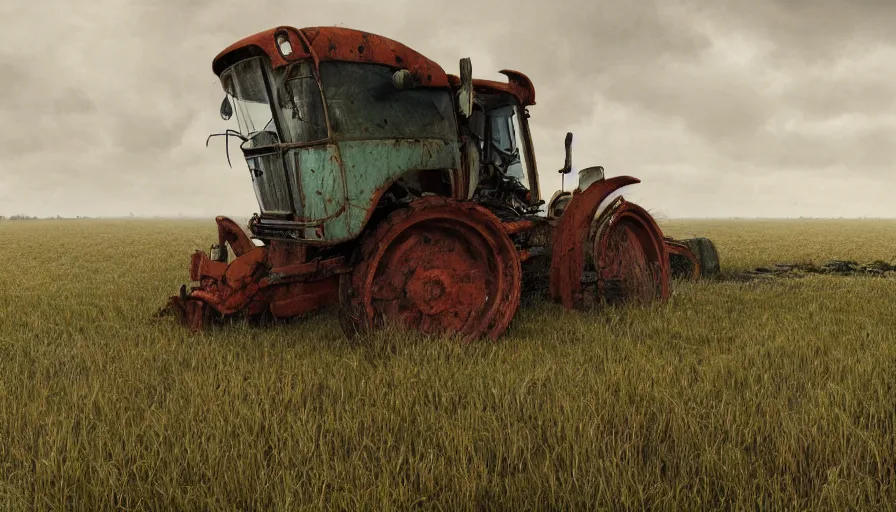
0, 215, 94, 220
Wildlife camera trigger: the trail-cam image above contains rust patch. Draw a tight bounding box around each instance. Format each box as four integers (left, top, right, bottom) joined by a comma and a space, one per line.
215, 216, 255, 257
267, 240, 306, 268
166, 295, 210, 332
339, 196, 521, 343
502, 219, 538, 235
262, 256, 349, 286
190, 250, 227, 282
269, 279, 340, 318
223, 247, 267, 287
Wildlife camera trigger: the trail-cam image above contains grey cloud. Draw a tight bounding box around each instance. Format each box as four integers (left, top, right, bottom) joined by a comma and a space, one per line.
111, 107, 195, 155
0, 0, 893, 218
707, 0, 896, 60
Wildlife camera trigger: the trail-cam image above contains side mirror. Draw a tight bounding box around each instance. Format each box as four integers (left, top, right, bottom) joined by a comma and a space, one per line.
458, 57, 474, 118
220, 96, 233, 121
559, 132, 573, 174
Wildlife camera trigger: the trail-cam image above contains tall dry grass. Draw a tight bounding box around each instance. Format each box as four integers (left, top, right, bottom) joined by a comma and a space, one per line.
0, 219, 894, 510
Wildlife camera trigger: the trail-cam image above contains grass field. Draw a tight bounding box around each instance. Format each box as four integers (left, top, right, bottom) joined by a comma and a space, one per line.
1, 219, 895, 511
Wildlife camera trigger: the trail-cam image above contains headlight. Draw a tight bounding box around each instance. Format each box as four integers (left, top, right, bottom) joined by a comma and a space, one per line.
276, 32, 293, 57
578, 166, 605, 191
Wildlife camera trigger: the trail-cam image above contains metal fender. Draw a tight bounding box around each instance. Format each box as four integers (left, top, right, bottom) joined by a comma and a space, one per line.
549, 176, 670, 309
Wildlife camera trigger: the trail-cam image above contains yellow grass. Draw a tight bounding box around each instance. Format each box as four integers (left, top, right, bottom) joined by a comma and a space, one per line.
1, 219, 895, 510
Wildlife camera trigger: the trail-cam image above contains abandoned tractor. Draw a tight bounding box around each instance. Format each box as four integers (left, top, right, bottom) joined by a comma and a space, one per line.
163, 26, 720, 342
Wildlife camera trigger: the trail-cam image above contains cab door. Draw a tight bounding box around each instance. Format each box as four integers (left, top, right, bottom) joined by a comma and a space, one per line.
484, 103, 540, 204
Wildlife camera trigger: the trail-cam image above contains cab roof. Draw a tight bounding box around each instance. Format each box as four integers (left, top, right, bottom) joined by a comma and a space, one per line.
212, 26, 535, 106
213, 26, 449, 87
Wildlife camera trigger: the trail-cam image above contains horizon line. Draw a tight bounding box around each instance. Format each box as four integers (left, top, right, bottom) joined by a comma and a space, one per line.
3, 215, 896, 221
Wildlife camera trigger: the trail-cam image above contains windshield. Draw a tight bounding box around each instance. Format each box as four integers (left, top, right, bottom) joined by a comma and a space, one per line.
220, 58, 278, 144
270, 61, 328, 144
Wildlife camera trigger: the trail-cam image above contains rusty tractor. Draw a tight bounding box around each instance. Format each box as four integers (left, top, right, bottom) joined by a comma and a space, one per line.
164, 26, 720, 342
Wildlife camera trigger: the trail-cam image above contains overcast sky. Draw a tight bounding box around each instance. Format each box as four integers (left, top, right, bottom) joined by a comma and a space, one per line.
2, 0, 894, 218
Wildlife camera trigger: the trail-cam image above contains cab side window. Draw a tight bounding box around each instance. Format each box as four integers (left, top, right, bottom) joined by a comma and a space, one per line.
485, 105, 529, 191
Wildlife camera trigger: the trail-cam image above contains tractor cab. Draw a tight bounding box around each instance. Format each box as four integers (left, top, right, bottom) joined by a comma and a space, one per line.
209, 29, 461, 243
210, 27, 545, 242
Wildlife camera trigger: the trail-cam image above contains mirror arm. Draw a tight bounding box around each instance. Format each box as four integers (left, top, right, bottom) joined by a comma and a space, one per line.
206, 130, 248, 169
206, 129, 248, 145
458, 58, 474, 118
559, 132, 574, 192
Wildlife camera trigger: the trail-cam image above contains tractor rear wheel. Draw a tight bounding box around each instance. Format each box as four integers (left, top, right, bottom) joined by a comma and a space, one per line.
339, 197, 522, 343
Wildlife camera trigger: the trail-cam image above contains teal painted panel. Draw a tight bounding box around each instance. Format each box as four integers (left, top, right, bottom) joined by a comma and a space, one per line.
296, 138, 460, 243
340, 138, 459, 204
339, 138, 460, 239
289, 144, 346, 222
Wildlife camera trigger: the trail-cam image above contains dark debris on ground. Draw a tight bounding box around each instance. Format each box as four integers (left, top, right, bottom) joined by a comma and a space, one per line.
730, 259, 896, 281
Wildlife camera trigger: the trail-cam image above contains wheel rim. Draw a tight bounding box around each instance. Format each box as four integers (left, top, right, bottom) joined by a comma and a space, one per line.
597, 219, 656, 304
342, 199, 521, 342
370, 220, 496, 334
592, 200, 669, 306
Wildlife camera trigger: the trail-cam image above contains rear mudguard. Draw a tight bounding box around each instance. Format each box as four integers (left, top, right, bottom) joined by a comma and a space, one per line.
549, 176, 671, 309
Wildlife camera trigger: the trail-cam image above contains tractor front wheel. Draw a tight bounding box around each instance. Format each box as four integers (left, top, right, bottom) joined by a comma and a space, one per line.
339, 197, 522, 343
592, 200, 670, 305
